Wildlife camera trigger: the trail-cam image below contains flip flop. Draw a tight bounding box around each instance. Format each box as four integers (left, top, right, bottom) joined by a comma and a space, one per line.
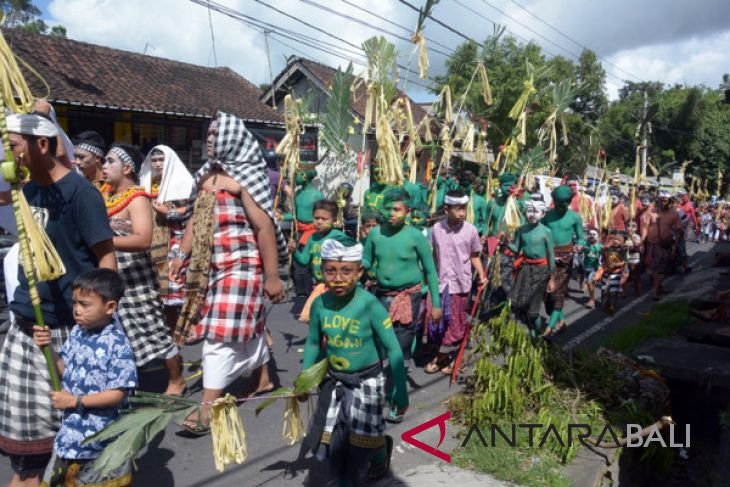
368, 435, 394, 480
181, 416, 210, 437
247, 383, 275, 398
164, 385, 188, 398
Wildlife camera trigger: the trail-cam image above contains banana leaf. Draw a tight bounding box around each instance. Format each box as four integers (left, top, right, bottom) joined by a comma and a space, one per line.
82, 394, 198, 478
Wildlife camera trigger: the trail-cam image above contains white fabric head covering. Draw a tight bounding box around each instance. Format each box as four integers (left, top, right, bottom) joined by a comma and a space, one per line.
139, 145, 195, 203
657, 190, 672, 199
45, 104, 76, 168
320, 238, 363, 262
6, 113, 59, 137
444, 194, 469, 206
588, 229, 599, 238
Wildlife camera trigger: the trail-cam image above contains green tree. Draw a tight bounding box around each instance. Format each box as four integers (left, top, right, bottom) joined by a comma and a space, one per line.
0, 0, 67, 37
572, 49, 607, 123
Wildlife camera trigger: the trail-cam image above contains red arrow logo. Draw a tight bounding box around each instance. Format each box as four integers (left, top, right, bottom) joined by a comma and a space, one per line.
401, 411, 452, 463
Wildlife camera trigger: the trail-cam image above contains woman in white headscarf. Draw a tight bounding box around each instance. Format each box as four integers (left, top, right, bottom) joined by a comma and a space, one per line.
139, 145, 194, 332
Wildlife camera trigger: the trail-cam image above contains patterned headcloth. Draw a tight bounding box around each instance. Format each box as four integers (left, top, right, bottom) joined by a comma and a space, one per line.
194, 111, 288, 261
552, 184, 574, 203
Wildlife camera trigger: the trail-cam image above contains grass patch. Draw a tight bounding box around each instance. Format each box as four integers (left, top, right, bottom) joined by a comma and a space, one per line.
604, 300, 691, 353
453, 440, 571, 487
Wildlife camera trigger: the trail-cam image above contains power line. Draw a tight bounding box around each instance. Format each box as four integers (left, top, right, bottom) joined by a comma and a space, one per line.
448, 0, 631, 87
338, 0, 455, 53
508, 0, 645, 83
397, 0, 477, 43
251, 0, 436, 86
298, 0, 452, 58
190, 0, 433, 90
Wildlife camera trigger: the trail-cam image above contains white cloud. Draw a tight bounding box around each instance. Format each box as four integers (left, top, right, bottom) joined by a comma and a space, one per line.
45, 0, 730, 102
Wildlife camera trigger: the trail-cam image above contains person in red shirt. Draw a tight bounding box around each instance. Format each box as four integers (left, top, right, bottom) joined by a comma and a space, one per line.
677, 190, 699, 239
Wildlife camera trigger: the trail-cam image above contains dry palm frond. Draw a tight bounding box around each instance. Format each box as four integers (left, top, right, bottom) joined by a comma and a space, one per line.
477, 63, 493, 105
0, 21, 49, 113
410, 0, 441, 79
475, 131, 487, 165
437, 85, 453, 124
423, 114, 433, 143
538, 80, 581, 167
504, 195, 521, 234
210, 394, 248, 472
461, 123, 475, 153
439, 124, 453, 168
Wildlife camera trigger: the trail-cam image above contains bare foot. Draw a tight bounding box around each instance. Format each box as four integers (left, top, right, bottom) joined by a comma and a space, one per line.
164, 379, 187, 396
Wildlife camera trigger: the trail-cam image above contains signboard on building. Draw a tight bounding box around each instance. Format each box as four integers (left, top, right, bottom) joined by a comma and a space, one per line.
249, 126, 318, 163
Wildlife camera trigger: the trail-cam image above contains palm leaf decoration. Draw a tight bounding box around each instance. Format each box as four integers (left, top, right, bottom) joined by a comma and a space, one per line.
83, 392, 198, 477
538, 80, 583, 169
410, 0, 441, 79
255, 359, 328, 445
319, 63, 354, 162
362, 36, 399, 103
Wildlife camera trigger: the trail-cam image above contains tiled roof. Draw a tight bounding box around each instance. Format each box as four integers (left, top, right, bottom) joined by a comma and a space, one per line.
3, 28, 282, 123
272, 57, 429, 125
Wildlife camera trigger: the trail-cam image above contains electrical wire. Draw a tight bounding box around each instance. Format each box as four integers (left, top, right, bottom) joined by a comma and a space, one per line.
508, 0, 646, 83
397, 0, 477, 43
338, 0, 455, 53
298, 0, 452, 58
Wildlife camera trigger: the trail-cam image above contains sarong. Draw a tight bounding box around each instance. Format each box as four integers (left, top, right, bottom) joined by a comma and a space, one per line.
307, 362, 385, 487
511, 261, 551, 320
150, 202, 191, 306
646, 241, 670, 275
190, 191, 265, 343
41, 450, 132, 487
112, 219, 175, 367
376, 285, 422, 364
427, 287, 469, 351
546, 244, 573, 311
480, 250, 515, 320
604, 272, 622, 296
0, 318, 70, 455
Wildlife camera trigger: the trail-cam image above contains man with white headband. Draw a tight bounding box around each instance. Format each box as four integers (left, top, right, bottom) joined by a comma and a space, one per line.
426, 189, 484, 374
73, 130, 107, 188
302, 234, 408, 485
0, 112, 116, 485
509, 197, 555, 337
641, 190, 681, 300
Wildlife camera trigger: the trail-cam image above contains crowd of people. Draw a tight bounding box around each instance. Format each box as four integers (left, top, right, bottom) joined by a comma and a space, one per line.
0, 103, 711, 487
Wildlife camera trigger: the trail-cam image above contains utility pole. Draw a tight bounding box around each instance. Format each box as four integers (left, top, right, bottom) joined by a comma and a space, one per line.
264, 30, 275, 109
640, 90, 648, 182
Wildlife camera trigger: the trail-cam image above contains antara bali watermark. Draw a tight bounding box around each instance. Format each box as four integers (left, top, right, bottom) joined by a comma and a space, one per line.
402, 412, 689, 464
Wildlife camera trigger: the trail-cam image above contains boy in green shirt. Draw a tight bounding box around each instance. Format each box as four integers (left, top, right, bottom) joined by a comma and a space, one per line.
303, 236, 408, 485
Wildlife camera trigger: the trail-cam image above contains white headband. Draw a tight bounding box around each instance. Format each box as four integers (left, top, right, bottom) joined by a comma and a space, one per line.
76, 143, 104, 157
6, 113, 59, 138
320, 238, 363, 262
444, 195, 469, 206
109, 146, 134, 168
525, 200, 545, 215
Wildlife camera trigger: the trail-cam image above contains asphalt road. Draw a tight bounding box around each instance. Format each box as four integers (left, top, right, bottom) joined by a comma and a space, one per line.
0, 239, 718, 486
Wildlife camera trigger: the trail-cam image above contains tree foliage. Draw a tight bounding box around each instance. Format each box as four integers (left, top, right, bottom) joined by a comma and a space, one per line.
1, 0, 67, 37
434, 33, 730, 193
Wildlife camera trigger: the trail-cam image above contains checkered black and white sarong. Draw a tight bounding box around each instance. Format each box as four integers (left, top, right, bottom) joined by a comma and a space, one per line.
190, 191, 265, 343
0, 320, 70, 454
319, 367, 386, 441
112, 220, 174, 367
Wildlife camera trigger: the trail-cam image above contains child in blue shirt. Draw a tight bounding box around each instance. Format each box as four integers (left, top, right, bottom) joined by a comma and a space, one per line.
33, 269, 138, 486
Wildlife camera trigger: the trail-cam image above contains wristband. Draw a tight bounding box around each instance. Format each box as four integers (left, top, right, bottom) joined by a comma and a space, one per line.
75, 395, 85, 414
166, 209, 182, 222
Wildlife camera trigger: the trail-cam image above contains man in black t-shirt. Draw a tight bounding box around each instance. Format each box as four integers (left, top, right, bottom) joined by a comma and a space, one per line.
0, 112, 116, 486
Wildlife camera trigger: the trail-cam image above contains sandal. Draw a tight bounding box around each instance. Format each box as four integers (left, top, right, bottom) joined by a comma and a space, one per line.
554, 321, 567, 333
181, 414, 210, 437
425, 355, 448, 374
246, 383, 275, 398
368, 435, 393, 480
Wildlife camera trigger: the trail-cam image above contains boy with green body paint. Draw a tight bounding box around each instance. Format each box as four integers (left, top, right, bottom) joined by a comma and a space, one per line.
542, 185, 585, 334
362, 189, 441, 421
303, 237, 408, 486
290, 200, 348, 321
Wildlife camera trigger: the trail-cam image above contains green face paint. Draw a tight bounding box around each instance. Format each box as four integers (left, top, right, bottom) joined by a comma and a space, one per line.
295, 171, 307, 185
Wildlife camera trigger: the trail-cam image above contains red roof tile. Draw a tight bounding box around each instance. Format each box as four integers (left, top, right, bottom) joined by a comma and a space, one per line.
3, 28, 282, 123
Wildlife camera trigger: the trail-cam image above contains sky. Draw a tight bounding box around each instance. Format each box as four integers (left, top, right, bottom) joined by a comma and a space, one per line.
36, 0, 730, 102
